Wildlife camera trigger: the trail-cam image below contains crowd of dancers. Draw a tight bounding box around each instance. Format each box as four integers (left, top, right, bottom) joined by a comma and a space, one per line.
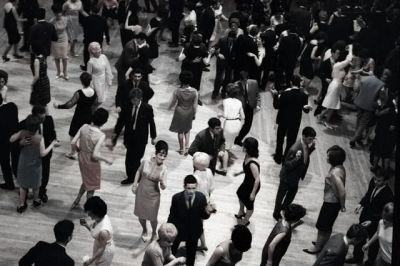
0, 0, 398, 265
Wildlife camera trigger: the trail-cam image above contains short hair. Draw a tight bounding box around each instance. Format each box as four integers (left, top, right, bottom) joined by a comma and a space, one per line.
229, 17, 240, 27
158, 223, 177, 242
184, 175, 198, 186
155, 140, 169, 155
179, 71, 193, 85
227, 30, 236, 39
193, 152, 210, 171
36, 8, 46, 20
88, 42, 101, 55
331, 40, 347, 52
91, 4, 101, 14
226, 84, 240, 98
129, 88, 143, 100
132, 68, 143, 75
374, 167, 390, 181
248, 25, 259, 37
231, 225, 252, 252
243, 137, 259, 158
31, 105, 46, 116
54, 220, 74, 243
51, 4, 63, 14
283, 203, 306, 222
346, 224, 368, 242
327, 145, 346, 166
291, 75, 302, 87
381, 202, 394, 223
302, 126, 316, 138
208, 117, 221, 129
84, 196, 107, 219
92, 108, 109, 126
191, 33, 203, 45
137, 32, 147, 40
0, 69, 8, 84
239, 70, 249, 80
80, 72, 92, 87
25, 114, 41, 133
0, 94, 3, 105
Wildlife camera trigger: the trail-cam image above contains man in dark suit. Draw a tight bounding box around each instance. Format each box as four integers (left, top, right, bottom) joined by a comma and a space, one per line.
313, 224, 368, 266
272, 126, 316, 220
18, 106, 57, 203
19, 219, 74, 266
0, 93, 18, 190
288, 0, 311, 38
272, 75, 312, 164
29, 8, 58, 65
168, 175, 214, 266
168, 0, 185, 47
115, 39, 139, 89
112, 89, 156, 185
117, 0, 138, 47
197, 0, 216, 47
345, 169, 394, 265
234, 70, 261, 147
212, 30, 237, 99
18, 0, 39, 52
80, 5, 110, 70
188, 118, 228, 175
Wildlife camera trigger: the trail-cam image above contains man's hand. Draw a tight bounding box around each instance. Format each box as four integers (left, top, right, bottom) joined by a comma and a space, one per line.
20, 137, 32, 146
255, 106, 261, 112
354, 204, 363, 214
151, 138, 156, 145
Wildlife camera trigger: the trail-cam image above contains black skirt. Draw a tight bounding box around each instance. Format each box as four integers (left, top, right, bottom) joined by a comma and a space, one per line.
316, 202, 341, 232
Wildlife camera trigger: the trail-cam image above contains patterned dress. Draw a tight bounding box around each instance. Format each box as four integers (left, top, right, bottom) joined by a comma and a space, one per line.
87, 54, 113, 104
30, 56, 51, 106
169, 86, 198, 133
17, 132, 42, 189
90, 214, 115, 266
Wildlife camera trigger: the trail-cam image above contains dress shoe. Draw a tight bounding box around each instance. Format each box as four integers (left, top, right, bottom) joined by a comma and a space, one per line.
344, 257, 363, 264
303, 248, 321, 254
234, 213, 245, 219
13, 54, 24, 59
273, 213, 282, 221
121, 178, 134, 185
350, 140, 356, 149
0, 183, 15, 190
2, 56, 10, 62
33, 200, 42, 207
215, 169, 227, 176
80, 65, 87, 71
198, 99, 203, 106
197, 246, 208, 252
234, 139, 242, 147
40, 193, 48, 203
17, 204, 28, 213
273, 155, 282, 164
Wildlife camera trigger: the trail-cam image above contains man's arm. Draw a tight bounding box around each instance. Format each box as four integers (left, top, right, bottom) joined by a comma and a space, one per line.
188, 133, 202, 156
282, 146, 302, 170
148, 105, 157, 140
19, 243, 39, 265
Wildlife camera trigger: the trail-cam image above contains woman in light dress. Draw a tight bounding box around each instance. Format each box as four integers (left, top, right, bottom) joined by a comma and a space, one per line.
71, 108, 113, 208
169, 71, 198, 155
62, 0, 83, 56
247, 37, 266, 84
318, 47, 353, 129
87, 42, 113, 107
51, 4, 69, 80
210, 0, 228, 44
81, 196, 115, 266
132, 141, 168, 242
219, 84, 244, 151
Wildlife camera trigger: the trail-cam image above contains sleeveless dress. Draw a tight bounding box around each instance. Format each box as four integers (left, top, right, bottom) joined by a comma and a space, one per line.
213, 240, 243, 266
17, 132, 42, 189
236, 160, 260, 210
64, 0, 82, 41
134, 157, 167, 221
78, 124, 105, 191
194, 168, 214, 203
169, 87, 198, 133
51, 16, 68, 59
87, 54, 113, 104
222, 98, 244, 150
3, 3, 20, 45
91, 214, 115, 266
260, 220, 292, 266
30, 56, 51, 106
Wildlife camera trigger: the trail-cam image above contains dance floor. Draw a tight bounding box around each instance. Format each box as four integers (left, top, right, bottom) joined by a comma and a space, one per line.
0, 1, 388, 265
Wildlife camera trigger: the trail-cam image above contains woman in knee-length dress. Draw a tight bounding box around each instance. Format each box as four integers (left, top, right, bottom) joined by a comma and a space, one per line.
132, 141, 168, 241
62, 0, 82, 56
87, 42, 113, 107
220, 84, 244, 151
30, 54, 51, 108
71, 108, 112, 208
169, 71, 198, 155
50, 5, 69, 80
81, 196, 115, 266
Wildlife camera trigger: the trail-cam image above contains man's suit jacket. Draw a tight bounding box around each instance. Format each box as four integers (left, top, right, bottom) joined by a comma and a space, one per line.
30, 21, 58, 56
359, 179, 393, 223
313, 234, 348, 266
115, 79, 154, 107
274, 88, 308, 127
115, 101, 156, 146
280, 140, 314, 186
233, 34, 258, 72
0, 102, 18, 145
197, 6, 215, 41
81, 14, 110, 44
289, 5, 312, 37
167, 191, 210, 240
317, 58, 333, 90
278, 32, 302, 67
236, 79, 261, 109
19, 115, 57, 148
18, 0, 39, 22
19, 241, 74, 266
188, 128, 225, 159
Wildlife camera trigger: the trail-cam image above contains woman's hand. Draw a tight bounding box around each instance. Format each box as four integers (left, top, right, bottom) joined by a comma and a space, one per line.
249, 192, 256, 201
131, 184, 138, 194
247, 52, 255, 57
354, 204, 363, 214
105, 158, 113, 165
175, 257, 186, 265
53, 102, 58, 108
341, 207, 346, 212
52, 140, 61, 148
192, 57, 202, 63
362, 243, 369, 252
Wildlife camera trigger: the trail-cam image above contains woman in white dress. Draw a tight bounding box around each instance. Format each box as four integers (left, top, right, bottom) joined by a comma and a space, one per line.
62, 0, 83, 56
220, 84, 244, 151
51, 5, 69, 80
81, 196, 115, 266
87, 42, 113, 107
318, 48, 353, 129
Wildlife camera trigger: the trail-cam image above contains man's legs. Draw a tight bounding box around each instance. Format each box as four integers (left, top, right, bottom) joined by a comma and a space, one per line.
274, 124, 288, 164
185, 237, 199, 266
212, 60, 225, 98
284, 124, 300, 158
281, 184, 299, 210
273, 180, 289, 220
235, 105, 254, 145
39, 152, 52, 201
0, 146, 15, 189
124, 142, 146, 182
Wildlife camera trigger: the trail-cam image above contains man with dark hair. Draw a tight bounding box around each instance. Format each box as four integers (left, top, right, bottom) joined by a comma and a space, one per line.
188, 118, 228, 175
197, 0, 216, 47
112, 89, 157, 184
168, 175, 214, 266
19, 219, 75, 265
272, 75, 312, 164
0, 93, 18, 190
273, 126, 316, 220
18, 0, 39, 52
313, 224, 368, 266
167, 0, 185, 47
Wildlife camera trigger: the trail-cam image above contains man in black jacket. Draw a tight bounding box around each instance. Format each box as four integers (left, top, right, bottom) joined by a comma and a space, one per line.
168, 175, 214, 266
18, 0, 39, 52
197, 0, 216, 47
19, 219, 74, 265
168, 0, 185, 47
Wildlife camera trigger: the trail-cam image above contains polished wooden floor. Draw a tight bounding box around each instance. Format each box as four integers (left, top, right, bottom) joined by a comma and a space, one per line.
0, 1, 392, 265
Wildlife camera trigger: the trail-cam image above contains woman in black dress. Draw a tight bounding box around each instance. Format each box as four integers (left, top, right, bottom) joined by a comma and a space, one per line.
2, 0, 24, 62
53, 72, 96, 159
30, 54, 51, 110
235, 137, 260, 226
260, 204, 306, 266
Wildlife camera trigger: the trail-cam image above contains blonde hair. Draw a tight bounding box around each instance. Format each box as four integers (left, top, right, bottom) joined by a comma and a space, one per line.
88, 42, 101, 56
193, 152, 210, 171
158, 223, 177, 241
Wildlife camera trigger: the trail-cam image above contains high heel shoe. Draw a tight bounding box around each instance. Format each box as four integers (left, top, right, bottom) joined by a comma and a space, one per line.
2, 56, 10, 62
234, 213, 245, 219
17, 204, 28, 213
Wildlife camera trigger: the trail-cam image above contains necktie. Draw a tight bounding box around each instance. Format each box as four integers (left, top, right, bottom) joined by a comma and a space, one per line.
303, 145, 309, 164
188, 195, 192, 209
244, 82, 249, 105
370, 187, 378, 202
132, 105, 138, 130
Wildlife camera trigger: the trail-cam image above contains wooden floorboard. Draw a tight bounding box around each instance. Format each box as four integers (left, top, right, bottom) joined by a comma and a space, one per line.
0, 1, 393, 265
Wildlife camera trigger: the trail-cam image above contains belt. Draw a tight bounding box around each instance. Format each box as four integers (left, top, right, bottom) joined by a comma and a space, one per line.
225, 118, 240, 120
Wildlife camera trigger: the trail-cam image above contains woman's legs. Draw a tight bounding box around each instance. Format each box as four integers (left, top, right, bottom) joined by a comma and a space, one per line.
62, 58, 68, 79
199, 233, 207, 249
2, 45, 12, 59
242, 209, 254, 224
55, 58, 61, 77
86, 190, 94, 199
139, 218, 148, 237
70, 40, 77, 56
184, 132, 190, 151
150, 220, 158, 239
19, 187, 27, 207
72, 184, 86, 207
237, 199, 245, 216
308, 229, 332, 252
178, 133, 184, 154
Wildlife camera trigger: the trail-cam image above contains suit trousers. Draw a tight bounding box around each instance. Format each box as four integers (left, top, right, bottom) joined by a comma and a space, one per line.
0, 144, 14, 187
275, 123, 301, 162
273, 179, 299, 219
352, 220, 379, 264
22, 19, 35, 48
235, 104, 254, 143
352, 108, 374, 142
169, 16, 182, 44
213, 60, 233, 97
125, 142, 146, 180
172, 234, 198, 266
39, 152, 52, 195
